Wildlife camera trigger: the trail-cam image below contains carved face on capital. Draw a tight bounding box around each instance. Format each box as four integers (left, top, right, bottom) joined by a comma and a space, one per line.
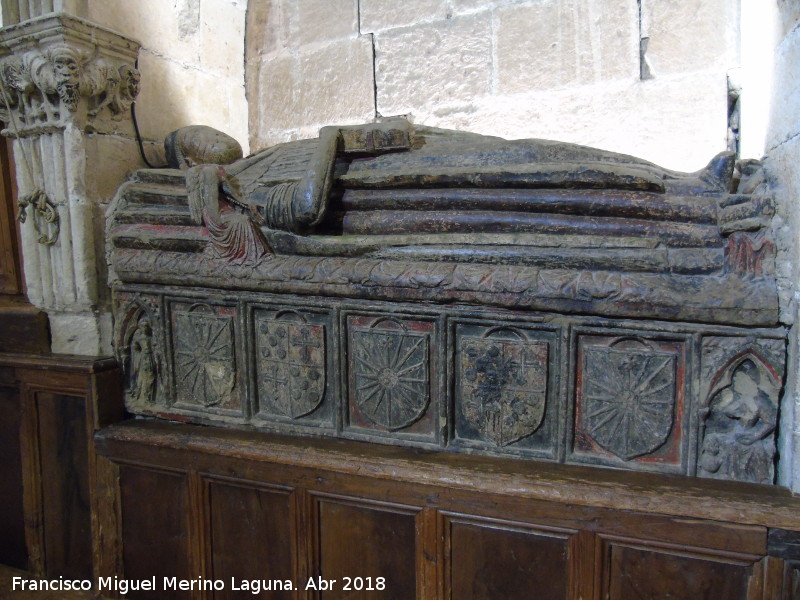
119, 65, 141, 100
53, 55, 79, 80
47, 47, 82, 110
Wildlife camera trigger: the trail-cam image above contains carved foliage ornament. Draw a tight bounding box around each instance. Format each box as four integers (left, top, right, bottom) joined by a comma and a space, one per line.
459, 332, 548, 446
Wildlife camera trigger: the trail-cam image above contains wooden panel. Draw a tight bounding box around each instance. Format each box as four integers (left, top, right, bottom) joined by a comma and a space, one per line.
119, 465, 191, 599
0, 302, 49, 354
316, 497, 417, 599
444, 514, 571, 600
94, 420, 800, 531
0, 135, 21, 295
0, 383, 26, 568
207, 478, 294, 599
602, 540, 757, 600
36, 392, 92, 579
93, 421, 800, 600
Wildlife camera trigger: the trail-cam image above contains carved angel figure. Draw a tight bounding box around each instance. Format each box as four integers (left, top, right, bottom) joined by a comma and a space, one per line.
699, 360, 777, 484
129, 318, 156, 405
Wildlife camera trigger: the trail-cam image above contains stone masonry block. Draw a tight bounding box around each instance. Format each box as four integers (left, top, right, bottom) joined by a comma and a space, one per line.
201, 0, 247, 78
448, 0, 507, 14
495, 0, 639, 94
767, 25, 800, 150
375, 13, 491, 117
246, 0, 292, 59
409, 71, 728, 173
298, 36, 375, 125
251, 53, 298, 145
360, 0, 448, 33
50, 310, 111, 355
643, 0, 738, 76
85, 135, 146, 202
87, 0, 200, 65
297, 0, 359, 46
136, 51, 247, 148
779, 0, 800, 39
765, 134, 800, 323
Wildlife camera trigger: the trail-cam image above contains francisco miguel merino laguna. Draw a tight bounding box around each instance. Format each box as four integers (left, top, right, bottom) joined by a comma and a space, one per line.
12, 575, 387, 594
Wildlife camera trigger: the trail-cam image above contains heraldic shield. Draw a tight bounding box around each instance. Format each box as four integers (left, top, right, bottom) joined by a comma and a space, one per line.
459, 335, 549, 447
256, 317, 326, 419
351, 328, 430, 431
174, 310, 236, 408
581, 346, 677, 460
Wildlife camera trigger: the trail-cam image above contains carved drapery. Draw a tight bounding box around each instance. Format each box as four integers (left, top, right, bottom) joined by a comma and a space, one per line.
0, 13, 140, 353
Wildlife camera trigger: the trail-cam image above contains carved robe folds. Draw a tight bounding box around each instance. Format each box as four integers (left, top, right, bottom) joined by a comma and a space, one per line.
108, 120, 784, 484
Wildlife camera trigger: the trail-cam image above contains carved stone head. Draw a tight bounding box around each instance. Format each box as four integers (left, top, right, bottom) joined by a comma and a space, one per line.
118, 64, 141, 102
46, 45, 83, 110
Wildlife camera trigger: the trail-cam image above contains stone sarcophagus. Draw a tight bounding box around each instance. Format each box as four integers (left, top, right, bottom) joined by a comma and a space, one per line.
107, 119, 785, 484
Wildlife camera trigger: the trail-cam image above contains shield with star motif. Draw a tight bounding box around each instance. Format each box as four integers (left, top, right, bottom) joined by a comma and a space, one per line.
256, 318, 326, 419
174, 311, 236, 408
459, 336, 549, 446
350, 328, 429, 431
581, 346, 676, 460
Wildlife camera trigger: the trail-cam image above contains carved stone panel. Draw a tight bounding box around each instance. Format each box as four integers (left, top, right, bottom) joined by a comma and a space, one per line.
453, 322, 560, 457
572, 334, 687, 472
170, 302, 240, 414
253, 306, 334, 428
345, 314, 438, 441
114, 291, 166, 410
698, 336, 785, 484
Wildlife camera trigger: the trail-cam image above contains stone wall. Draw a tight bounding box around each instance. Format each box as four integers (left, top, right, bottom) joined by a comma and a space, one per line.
247, 0, 739, 172
768, 0, 800, 490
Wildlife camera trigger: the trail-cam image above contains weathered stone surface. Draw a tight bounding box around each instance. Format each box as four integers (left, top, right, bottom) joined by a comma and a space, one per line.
643, 0, 738, 76
495, 0, 639, 94
778, 0, 800, 39
360, 0, 448, 32
87, 0, 201, 65
88, 0, 248, 152
50, 310, 112, 355
85, 135, 148, 202
200, 0, 246, 78
297, 37, 375, 125
375, 13, 491, 117
405, 72, 727, 172
767, 135, 800, 325
767, 27, 800, 151
251, 52, 298, 139
136, 51, 247, 149
297, 0, 359, 46
245, 0, 291, 59
447, 0, 501, 14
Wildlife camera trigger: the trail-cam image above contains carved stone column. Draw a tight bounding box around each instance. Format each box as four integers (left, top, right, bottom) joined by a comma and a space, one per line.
0, 13, 140, 354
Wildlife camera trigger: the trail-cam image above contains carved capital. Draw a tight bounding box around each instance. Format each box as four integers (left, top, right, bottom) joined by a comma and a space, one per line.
0, 13, 141, 137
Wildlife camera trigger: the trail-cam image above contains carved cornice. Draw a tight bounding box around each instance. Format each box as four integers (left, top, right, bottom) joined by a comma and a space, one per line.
0, 13, 141, 137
